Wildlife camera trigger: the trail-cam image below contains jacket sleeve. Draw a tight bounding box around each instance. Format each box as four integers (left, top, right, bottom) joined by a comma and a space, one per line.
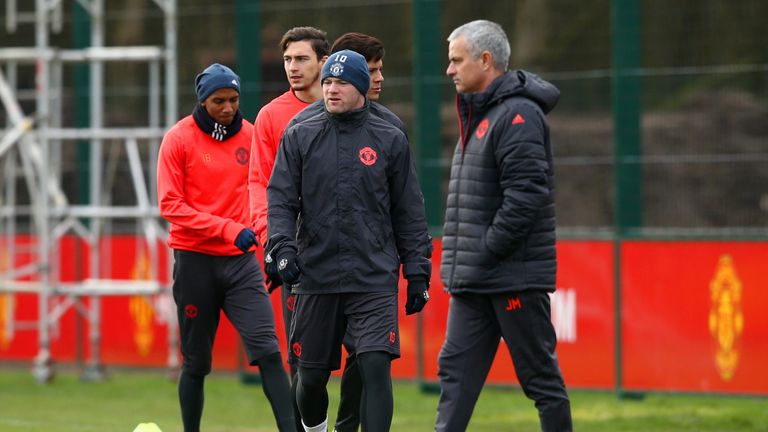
387, 132, 432, 282
248, 109, 276, 246
266, 127, 302, 253
157, 131, 244, 243
485, 102, 551, 257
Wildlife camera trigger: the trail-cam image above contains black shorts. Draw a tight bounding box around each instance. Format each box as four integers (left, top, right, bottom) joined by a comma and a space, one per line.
173, 250, 280, 375
288, 291, 400, 370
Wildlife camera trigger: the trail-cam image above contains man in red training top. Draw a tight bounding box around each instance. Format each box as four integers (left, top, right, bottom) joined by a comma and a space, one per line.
157, 63, 293, 432
249, 26, 330, 250
247, 26, 329, 432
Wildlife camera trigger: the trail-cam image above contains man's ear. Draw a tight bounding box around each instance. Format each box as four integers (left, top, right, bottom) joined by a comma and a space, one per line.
320, 55, 329, 65
480, 51, 494, 70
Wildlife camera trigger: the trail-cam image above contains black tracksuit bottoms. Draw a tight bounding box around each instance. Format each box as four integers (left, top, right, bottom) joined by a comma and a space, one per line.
172, 250, 281, 375
435, 290, 572, 432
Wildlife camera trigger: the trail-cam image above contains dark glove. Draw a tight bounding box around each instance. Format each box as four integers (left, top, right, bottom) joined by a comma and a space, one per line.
234, 228, 257, 253
276, 249, 302, 286
263, 251, 283, 293
405, 278, 429, 315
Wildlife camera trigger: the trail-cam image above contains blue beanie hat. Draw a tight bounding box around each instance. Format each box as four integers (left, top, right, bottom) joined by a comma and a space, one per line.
194, 63, 240, 101
321, 50, 370, 96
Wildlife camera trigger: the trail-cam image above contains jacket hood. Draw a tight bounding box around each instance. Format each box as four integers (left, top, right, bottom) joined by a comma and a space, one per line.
461, 70, 560, 115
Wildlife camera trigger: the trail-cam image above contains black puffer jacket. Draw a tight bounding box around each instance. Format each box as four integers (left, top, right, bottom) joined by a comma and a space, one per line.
268, 101, 431, 294
440, 70, 560, 294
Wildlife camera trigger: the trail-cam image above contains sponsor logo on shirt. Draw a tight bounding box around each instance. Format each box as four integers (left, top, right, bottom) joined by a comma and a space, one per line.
287, 295, 295, 312
389, 330, 396, 344
359, 146, 377, 166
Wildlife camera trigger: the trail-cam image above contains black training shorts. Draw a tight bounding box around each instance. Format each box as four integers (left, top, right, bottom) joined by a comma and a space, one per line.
288, 291, 400, 370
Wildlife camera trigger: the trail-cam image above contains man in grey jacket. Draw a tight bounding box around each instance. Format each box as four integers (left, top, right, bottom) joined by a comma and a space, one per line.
267, 49, 431, 432
436, 20, 572, 432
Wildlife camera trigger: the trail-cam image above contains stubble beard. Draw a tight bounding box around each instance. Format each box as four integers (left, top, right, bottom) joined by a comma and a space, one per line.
292, 74, 320, 92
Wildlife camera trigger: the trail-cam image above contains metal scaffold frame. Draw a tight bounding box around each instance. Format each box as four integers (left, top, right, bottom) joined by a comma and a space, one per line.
0, 0, 178, 382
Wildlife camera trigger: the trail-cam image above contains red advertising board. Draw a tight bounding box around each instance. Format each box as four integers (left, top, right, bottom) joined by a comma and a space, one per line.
622, 241, 768, 395
0, 236, 177, 366
2, 237, 767, 395
417, 240, 615, 389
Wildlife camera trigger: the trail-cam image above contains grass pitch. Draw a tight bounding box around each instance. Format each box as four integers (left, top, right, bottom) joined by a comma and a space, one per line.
0, 367, 766, 431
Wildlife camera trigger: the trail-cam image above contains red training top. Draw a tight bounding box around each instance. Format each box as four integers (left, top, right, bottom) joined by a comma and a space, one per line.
248, 89, 311, 246
157, 115, 255, 256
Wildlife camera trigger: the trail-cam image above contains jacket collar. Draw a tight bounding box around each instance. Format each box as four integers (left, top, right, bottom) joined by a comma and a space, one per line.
325, 99, 370, 130
455, 71, 560, 147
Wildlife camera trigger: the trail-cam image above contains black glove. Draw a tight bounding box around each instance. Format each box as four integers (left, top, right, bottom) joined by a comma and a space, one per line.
405, 278, 429, 315
276, 249, 302, 286
263, 251, 283, 294
234, 228, 257, 253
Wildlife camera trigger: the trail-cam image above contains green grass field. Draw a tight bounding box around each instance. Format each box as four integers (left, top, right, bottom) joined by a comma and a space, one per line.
0, 367, 766, 431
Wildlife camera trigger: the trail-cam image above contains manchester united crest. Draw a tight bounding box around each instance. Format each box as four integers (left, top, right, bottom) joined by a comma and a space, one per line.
330, 62, 344, 77
235, 147, 249, 165
0, 250, 11, 350
707, 255, 744, 381
475, 118, 490, 139
359, 146, 377, 166
129, 251, 154, 357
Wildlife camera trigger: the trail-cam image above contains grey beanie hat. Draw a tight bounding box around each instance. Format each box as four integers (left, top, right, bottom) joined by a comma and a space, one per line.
194, 63, 240, 101
321, 50, 370, 96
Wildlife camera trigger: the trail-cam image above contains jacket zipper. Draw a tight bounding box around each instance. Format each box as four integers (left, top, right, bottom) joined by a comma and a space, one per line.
448, 101, 470, 289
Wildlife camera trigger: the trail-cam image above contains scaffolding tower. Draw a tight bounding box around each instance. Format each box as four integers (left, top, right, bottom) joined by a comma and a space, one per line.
0, 0, 178, 382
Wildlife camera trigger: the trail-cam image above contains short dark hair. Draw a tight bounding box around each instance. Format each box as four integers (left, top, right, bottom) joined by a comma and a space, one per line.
279, 27, 330, 60
331, 32, 385, 63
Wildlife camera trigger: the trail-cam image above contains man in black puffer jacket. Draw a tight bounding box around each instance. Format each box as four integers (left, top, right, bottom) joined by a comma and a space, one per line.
267, 49, 431, 432
436, 20, 572, 432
